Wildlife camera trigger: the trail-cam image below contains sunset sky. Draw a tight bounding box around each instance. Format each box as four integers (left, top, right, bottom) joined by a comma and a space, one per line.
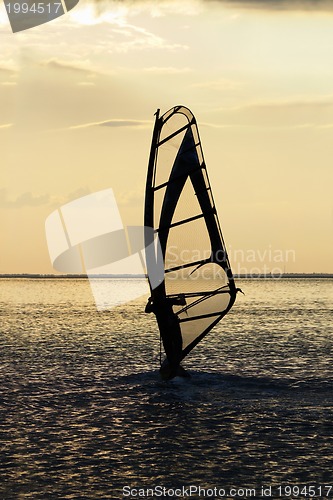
1, 0, 333, 274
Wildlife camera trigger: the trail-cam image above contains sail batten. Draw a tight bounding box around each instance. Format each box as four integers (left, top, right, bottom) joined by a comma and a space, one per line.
157, 122, 192, 147
157, 212, 210, 233
144, 105, 237, 377
153, 164, 203, 191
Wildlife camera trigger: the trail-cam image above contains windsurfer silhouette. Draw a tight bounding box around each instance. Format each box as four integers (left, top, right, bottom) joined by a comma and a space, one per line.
145, 295, 187, 379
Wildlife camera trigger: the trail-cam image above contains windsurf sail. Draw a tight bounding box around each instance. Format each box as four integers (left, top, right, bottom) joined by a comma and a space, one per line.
144, 105, 237, 378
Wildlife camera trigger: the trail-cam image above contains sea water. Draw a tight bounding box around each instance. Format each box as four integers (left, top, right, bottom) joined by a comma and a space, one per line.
0, 277, 333, 499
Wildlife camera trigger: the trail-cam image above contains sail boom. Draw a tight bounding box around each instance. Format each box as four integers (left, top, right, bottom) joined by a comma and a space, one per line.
165, 258, 211, 274
167, 288, 230, 299
179, 312, 222, 323
175, 285, 231, 315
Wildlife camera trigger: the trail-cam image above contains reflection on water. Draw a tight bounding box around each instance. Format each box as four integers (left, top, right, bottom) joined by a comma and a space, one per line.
1, 278, 333, 498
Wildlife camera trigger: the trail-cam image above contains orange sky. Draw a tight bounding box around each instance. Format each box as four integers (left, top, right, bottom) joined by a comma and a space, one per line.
1, 0, 333, 273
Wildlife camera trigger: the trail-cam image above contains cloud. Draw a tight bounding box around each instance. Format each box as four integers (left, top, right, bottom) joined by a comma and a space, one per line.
63, 187, 92, 203
144, 66, 191, 74
0, 60, 18, 86
90, 0, 333, 12
77, 81, 96, 86
192, 78, 243, 91
40, 58, 98, 77
213, 96, 333, 128
66, 4, 189, 52
89, 0, 202, 17
69, 118, 151, 129
0, 60, 18, 74
7, 5, 188, 57
200, 122, 235, 128
99, 119, 150, 127
0, 123, 13, 129
229, 97, 333, 110
48, 187, 93, 208
0, 189, 50, 208
317, 123, 333, 129
110, 24, 187, 52
117, 187, 143, 206
140, 0, 202, 17
207, 0, 333, 11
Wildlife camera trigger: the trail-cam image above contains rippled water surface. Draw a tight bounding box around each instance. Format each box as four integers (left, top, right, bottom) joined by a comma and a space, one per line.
1, 278, 333, 499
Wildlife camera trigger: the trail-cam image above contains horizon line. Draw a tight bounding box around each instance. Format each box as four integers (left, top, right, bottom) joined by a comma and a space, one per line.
0, 273, 333, 279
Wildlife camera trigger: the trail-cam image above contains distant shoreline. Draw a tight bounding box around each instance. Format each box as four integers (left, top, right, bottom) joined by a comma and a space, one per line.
1, 273, 333, 279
